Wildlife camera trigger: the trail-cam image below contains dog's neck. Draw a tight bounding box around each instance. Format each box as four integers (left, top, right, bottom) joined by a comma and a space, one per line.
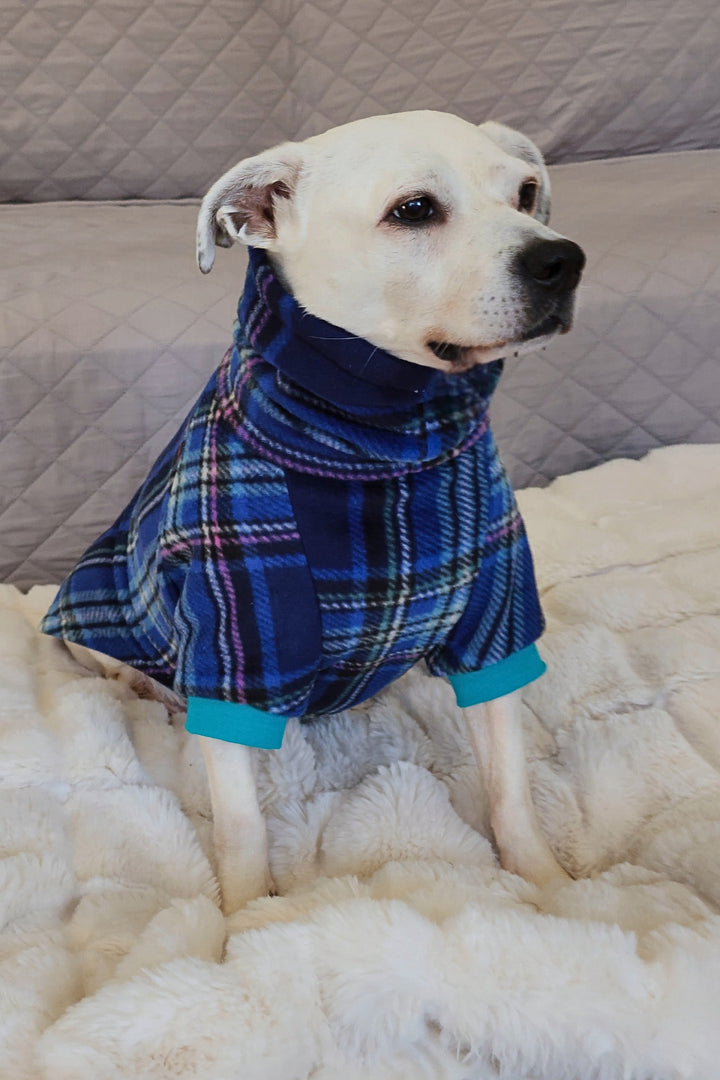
238, 248, 440, 411
236, 248, 506, 411
214, 249, 506, 479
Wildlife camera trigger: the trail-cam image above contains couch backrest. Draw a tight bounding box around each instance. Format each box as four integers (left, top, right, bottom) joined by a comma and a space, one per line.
3, 0, 719, 203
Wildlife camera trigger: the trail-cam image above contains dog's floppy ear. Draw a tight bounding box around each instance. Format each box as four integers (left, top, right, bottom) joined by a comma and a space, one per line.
196, 143, 305, 273
478, 121, 551, 225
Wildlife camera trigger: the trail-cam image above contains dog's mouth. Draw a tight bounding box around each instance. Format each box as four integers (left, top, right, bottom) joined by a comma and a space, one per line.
520, 310, 570, 342
428, 309, 572, 369
427, 341, 466, 363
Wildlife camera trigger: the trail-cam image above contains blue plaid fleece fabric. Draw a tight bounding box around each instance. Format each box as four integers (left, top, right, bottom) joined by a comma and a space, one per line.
42, 248, 545, 743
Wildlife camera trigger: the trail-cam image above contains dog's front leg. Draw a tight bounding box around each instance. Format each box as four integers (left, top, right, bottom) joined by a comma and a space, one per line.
198, 735, 275, 915
463, 690, 570, 887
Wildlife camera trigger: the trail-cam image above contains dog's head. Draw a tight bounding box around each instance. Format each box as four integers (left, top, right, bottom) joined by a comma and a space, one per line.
197, 111, 585, 372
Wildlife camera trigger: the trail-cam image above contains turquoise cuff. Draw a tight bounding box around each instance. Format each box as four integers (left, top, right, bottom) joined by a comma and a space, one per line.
447, 644, 546, 708
185, 697, 288, 749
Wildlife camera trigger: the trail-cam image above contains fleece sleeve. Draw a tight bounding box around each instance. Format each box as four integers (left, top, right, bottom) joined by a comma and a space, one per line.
160, 433, 324, 743
185, 697, 288, 749
169, 539, 321, 736
443, 644, 546, 707
426, 509, 546, 707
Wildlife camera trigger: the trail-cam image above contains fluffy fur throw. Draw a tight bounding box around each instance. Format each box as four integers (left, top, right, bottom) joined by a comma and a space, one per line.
2, 444, 720, 1080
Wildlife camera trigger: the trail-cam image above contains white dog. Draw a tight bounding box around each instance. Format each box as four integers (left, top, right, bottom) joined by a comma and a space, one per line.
47, 111, 584, 914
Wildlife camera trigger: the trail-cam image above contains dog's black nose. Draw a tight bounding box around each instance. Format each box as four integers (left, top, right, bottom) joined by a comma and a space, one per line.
518, 238, 586, 293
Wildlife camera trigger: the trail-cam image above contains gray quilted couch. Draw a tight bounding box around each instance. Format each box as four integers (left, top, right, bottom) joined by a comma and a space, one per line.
2, 0, 719, 587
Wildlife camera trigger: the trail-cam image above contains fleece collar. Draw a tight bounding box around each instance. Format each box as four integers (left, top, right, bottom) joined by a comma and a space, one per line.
221, 247, 504, 479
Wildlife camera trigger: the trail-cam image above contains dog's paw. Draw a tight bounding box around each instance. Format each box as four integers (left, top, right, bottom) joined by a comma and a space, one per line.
497, 838, 572, 889
491, 803, 572, 888
213, 835, 276, 915
219, 869, 277, 916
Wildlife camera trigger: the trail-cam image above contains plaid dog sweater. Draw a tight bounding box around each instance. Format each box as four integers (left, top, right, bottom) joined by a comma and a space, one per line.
41, 248, 546, 749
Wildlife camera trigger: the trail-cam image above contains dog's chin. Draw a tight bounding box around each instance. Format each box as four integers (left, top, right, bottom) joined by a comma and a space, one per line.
427, 311, 573, 373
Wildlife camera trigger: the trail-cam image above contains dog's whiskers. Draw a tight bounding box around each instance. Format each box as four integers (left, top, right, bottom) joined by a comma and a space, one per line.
359, 346, 379, 375
307, 334, 362, 342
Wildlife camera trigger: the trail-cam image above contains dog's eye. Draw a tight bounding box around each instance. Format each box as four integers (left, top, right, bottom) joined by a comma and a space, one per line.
518, 180, 538, 214
389, 196, 437, 224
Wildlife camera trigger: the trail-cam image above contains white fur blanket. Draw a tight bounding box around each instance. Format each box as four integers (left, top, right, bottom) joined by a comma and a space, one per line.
2, 444, 720, 1080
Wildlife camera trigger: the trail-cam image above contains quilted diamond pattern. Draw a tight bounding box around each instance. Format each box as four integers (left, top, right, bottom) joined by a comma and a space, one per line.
2, 0, 719, 202
1, 151, 719, 586
0, 201, 241, 584
495, 151, 720, 485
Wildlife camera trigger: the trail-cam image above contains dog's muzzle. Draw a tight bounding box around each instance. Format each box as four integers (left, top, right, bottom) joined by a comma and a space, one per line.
517, 238, 586, 295
514, 237, 586, 339
428, 237, 587, 366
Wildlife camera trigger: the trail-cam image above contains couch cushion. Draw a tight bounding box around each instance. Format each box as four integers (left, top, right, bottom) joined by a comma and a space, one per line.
1, 150, 719, 585
2, 0, 719, 202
